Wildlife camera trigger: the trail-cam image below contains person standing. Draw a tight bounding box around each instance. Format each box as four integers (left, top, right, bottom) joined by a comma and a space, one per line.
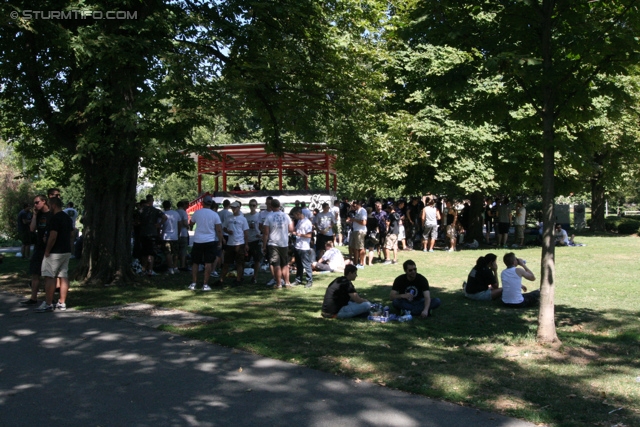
514, 200, 526, 247
382, 203, 400, 265
138, 196, 166, 276
314, 203, 336, 260
293, 208, 314, 288
161, 200, 181, 274
263, 199, 294, 288
497, 197, 512, 248
176, 200, 190, 271
421, 197, 440, 252
348, 200, 367, 269
188, 196, 223, 291
332, 200, 342, 246
20, 196, 52, 306
245, 199, 263, 284
220, 201, 249, 285
35, 197, 73, 312
390, 260, 441, 317
17, 203, 33, 260
445, 200, 458, 252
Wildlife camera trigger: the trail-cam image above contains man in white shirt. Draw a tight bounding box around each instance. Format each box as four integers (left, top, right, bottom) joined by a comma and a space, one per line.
500, 252, 539, 307
314, 202, 336, 260
347, 200, 367, 269
220, 201, 249, 285
420, 197, 440, 252
188, 196, 223, 291
313, 241, 346, 272
263, 199, 294, 288
293, 208, 314, 288
332, 200, 342, 246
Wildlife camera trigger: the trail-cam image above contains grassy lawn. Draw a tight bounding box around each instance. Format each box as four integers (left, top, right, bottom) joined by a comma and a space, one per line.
2, 234, 639, 427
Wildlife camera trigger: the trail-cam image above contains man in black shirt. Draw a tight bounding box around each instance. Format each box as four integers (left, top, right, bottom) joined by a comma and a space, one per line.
36, 197, 73, 312
390, 260, 441, 317
321, 265, 371, 319
21, 195, 52, 306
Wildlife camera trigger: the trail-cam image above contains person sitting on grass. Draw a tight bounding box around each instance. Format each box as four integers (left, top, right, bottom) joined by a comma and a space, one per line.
390, 260, 441, 318
463, 253, 502, 301
321, 264, 372, 319
500, 252, 539, 308
313, 241, 347, 273
554, 223, 575, 246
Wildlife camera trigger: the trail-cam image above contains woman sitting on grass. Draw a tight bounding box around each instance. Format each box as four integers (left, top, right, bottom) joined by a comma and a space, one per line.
463, 253, 502, 301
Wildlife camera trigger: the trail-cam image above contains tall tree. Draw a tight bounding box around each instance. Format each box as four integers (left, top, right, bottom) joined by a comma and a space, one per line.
387, 1, 640, 342
0, 0, 387, 284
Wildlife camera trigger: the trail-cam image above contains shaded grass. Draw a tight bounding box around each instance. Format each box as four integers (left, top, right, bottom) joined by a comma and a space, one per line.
2, 235, 640, 426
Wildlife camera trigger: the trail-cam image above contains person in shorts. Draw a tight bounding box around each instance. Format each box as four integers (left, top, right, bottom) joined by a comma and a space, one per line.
262, 199, 294, 288
188, 196, 222, 291
245, 199, 263, 283
347, 200, 367, 268
220, 201, 249, 285
420, 197, 440, 252
36, 197, 73, 312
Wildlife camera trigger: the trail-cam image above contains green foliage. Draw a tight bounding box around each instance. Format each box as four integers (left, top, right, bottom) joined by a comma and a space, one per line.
604, 217, 640, 234
0, 180, 34, 240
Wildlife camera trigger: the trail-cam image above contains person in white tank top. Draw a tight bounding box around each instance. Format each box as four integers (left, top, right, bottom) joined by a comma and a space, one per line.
500, 252, 540, 307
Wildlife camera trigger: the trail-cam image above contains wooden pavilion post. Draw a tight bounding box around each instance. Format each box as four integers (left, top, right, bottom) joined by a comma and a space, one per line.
278, 156, 283, 190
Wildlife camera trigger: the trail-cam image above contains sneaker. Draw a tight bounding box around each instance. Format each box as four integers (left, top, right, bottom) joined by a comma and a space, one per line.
382, 260, 392, 265
428, 249, 434, 253
35, 302, 54, 313
356, 264, 364, 269
391, 260, 397, 265
202, 284, 212, 291
188, 283, 197, 290
422, 249, 427, 252
147, 270, 158, 276
55, 301, 67, 311
293, 278, 302, 285
304, 282, 313, 288
166, 269, 175, 275
20, 299, 38, 305
266, 278, 277, 287
210, 270, 220, 278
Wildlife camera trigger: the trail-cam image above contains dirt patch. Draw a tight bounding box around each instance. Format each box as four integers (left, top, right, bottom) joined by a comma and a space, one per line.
79, 303, 217, 329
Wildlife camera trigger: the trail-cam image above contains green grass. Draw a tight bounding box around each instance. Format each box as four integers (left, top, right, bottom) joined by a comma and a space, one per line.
2, 234, 640, 427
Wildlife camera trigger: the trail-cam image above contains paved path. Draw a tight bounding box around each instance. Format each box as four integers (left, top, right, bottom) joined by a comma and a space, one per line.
0, 292, 538, 427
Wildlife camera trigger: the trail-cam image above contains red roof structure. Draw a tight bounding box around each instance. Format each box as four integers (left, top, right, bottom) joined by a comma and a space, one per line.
196, 143, 337, 193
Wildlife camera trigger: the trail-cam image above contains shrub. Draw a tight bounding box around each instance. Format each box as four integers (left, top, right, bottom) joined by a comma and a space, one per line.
0, 180, 35, 240
605, 217, 640, 234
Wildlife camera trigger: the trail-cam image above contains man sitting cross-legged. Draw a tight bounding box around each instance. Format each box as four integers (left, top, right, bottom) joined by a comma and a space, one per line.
321, 264, 372, 319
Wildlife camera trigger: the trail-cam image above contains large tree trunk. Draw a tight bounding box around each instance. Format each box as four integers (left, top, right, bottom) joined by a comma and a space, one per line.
75, 147, 139, 286
537, 0, 560, 344
590, 167, 606, 232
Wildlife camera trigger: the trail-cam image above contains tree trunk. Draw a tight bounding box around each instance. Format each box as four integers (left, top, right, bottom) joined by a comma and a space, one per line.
74, 149, 139, 286
466, 192, 485, 243
537, 0, 560, 344
590, 171, 606, 232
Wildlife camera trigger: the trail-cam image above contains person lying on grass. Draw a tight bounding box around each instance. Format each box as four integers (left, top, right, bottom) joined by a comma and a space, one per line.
390, 260, 441, 318
463, 253, 502, 301
321, 264, 372, 319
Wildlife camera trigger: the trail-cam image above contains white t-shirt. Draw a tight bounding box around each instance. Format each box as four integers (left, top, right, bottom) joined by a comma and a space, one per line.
218, 209, 232, 236
63, 208, 78, 229
331, 206, 340, 222
321, 247, 345, 272
191, 208, 221, 243
555, 228, 569, 245
245, 212, 262, 242
295, 217, 313, 250
501, 267, 524, 304
301, 207, 313, 220
352, 207, 367, 232
162, 210, 181, 241
224, 214, 249, 246
177, 208, 189, 238
315, 211, 335, 236
265, 211, 291, 247
515, 207, 526, 226
423, 206, 438, 226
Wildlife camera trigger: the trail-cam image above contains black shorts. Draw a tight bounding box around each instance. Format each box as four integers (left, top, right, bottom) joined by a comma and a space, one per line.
224, 244, 245, 265
29, 249, 45, 276
191, 241, 219, 265
248, 240, 263, 263
498, 222, 510, 234
140, 236, 157, 257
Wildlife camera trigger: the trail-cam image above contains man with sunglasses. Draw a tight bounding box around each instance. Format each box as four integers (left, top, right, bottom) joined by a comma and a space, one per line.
390, 260, 441, 318
20, 195, 52, 305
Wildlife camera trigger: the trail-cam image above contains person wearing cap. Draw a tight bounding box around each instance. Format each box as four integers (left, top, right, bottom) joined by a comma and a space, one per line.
262, 199, 294, 288
188, 195, 223, 291
220, 201, 249, 285
347, 200, 367, 269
